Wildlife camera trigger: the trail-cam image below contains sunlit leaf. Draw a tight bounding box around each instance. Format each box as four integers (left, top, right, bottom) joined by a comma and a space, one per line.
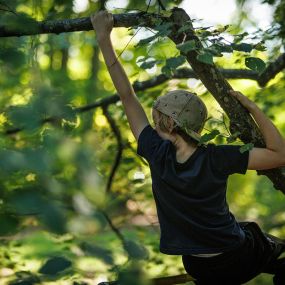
196, 52, 214, 65
198, 130, 220, 145
165, 55, 186, 68
239, 143, 254, 153
254, 42, 267, 51
176, 40, 196, 53
231, 43, 253, 53
226, 131, 241, 143
245, 57, 266, 73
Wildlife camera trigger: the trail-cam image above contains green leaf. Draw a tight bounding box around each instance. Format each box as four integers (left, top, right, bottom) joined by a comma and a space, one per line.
40, 203, 67, 234
9, 271, 40, 285
137, 35, 158, 46
161, 55, 186, 77
140, 59, 157, 69
254, 42, 267, 51
117, 263, 146, 285
161, 66, 172, 77
0, 48, 26, 68
0, 13, 39, 35
231, 43, 253, 53
204, 47, 223, 57
196, 52, 214, 65
80, 242, 114, 265
8, 189, 45, 215
239, 143, 254, 153
245, 57, 266, 73
176, 40, 196, 53
177, 22, 193, 34
7, 106, 41, 131
165, 55, 186, 68
0, 213, 19, 236
39, 256, 72, 275
60, 105, 77, 123
155, 22, 173, 36
196, 29, 212, 37
226, 131, 241, 143
198, 130, 220, 145
123, 240, 149, 260
213, 43, 233, 53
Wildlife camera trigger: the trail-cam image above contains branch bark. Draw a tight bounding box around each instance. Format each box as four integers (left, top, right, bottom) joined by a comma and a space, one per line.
0, 12, 162, 37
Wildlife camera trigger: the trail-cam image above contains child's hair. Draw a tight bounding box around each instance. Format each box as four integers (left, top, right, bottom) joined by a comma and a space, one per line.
155, 109, 199, 146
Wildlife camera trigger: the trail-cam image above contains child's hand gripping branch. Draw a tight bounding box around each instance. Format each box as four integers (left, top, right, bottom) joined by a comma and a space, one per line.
229, 90, 285, 170
90, 11, 149, 141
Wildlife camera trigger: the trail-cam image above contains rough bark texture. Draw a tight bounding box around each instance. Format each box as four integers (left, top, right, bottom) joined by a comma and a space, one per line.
0, 12, 161, 37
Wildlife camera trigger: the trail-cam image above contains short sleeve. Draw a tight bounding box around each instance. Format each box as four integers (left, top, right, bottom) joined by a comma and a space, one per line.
137, 124, 164, 162
211, 144, 250, 176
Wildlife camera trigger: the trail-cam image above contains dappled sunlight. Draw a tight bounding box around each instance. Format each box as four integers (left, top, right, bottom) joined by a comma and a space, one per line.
67, 58, 91, 80
0, 1, 284, 285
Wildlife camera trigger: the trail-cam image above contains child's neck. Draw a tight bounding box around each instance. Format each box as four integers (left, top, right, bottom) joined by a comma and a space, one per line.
172, 135, 197, 163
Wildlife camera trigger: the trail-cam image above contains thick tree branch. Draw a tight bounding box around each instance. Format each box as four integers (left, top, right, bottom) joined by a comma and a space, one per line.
0, 12, 163, 37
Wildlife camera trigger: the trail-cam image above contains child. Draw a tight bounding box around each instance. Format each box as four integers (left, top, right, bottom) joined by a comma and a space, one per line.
90, 11, 285, 285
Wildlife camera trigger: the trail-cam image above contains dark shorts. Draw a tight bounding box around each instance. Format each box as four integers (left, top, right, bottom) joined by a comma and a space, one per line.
182, 222, 285, 285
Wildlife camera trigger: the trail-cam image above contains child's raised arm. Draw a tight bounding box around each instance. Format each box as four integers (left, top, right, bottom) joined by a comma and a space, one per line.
90, 11, 149, 141
229, 90, 285, 170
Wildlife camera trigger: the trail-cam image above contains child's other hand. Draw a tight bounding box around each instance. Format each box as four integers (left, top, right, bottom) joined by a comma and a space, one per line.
90, 11, 113, 40
228, 90, 256, 111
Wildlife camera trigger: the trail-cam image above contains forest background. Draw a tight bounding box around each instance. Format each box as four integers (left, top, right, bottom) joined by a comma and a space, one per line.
0, 0, 285, 284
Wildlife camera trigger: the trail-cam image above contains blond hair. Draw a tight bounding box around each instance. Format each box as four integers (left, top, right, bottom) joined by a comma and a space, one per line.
155, 109, 198, 146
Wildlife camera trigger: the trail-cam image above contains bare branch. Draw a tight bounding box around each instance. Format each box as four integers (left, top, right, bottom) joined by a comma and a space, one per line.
102, 105, 123, 193
4, 67, 258, 136
0, 12, 164, 37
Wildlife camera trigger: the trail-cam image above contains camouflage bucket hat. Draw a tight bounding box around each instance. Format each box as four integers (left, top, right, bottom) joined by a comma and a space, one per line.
152, 90, 208, 142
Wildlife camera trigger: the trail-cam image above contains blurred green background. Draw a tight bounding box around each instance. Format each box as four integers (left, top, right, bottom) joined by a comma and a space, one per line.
0, 0, 285, 284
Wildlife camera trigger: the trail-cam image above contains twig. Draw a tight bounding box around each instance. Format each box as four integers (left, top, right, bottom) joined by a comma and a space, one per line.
102, 105, 123, 193
157, 0, 166, 11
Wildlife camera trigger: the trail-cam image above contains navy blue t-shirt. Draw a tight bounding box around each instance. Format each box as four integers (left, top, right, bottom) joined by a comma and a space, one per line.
137, 124, 250, 255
